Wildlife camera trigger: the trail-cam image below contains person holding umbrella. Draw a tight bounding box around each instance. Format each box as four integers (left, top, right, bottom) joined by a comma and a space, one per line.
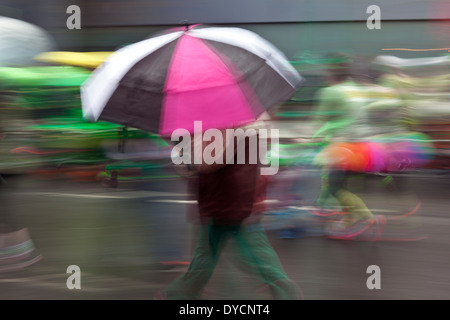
81, 24, 304, 299
155, 118, 303, 300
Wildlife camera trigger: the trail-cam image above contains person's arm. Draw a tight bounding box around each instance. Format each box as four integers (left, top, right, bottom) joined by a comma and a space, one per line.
313, 86, 351, 139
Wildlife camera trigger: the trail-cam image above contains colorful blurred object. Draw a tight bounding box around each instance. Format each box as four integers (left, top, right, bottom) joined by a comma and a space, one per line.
315, 132, 434, 173
0, 63, 171, 180
0, 65, 105, 175
34, 51, 114, 69
0, 66, 91, 87
373, 54, 450, 169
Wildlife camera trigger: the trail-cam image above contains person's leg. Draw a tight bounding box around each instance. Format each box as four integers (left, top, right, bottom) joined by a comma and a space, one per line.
316, 169, 332, 207
0, 175, 27, 233
328, 170, 374, 226
0, 175, 42, 272
232, 223, 302, 300
164, 223, 229, 299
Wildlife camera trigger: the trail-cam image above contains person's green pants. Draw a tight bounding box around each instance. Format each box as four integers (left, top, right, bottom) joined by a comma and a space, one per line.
318, 169, 374, 225
165, 222, 300, 300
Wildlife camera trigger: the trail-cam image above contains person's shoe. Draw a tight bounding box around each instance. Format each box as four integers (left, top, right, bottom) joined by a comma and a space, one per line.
364, 214, 426, 242
0, 228, 42, 273
0, 228, 32, 248
326, 215, 390, 241
325, 219, 371, 240
0, 253, 42, 273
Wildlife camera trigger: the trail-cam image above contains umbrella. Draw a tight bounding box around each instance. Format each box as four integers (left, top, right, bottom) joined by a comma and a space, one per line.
0, 17, 55, 66
81, 25, 303, 136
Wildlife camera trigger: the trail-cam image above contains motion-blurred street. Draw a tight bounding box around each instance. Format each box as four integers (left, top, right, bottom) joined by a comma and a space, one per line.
1, 166, 449, 300
1, 0, 450, 302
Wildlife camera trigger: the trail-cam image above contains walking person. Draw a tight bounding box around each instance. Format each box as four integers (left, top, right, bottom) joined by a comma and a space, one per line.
313, 54, 429, 239
155, 120, 302, 300
0, 141, 42, 273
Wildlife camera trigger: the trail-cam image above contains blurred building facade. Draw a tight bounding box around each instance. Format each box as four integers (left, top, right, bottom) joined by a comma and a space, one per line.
0, 0, 448, 57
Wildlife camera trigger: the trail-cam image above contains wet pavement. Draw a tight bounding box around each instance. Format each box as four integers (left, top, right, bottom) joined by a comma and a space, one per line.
1, 167, 450, 300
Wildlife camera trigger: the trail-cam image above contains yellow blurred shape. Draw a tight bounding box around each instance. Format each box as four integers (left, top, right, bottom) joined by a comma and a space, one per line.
34, 51, 113, 68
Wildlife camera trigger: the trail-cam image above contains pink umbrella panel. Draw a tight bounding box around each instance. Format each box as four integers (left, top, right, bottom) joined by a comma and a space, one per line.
81, 25, 303, 136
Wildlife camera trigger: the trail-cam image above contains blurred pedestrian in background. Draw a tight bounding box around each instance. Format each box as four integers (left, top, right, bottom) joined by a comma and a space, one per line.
312, 53, 369, 213
312, 54, 391, 236
0, 172, 42, 272
313, 53, 431, 239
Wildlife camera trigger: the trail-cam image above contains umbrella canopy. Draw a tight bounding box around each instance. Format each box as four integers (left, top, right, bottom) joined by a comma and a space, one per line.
81, 25, 303, 136
0, 17, 55, 66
